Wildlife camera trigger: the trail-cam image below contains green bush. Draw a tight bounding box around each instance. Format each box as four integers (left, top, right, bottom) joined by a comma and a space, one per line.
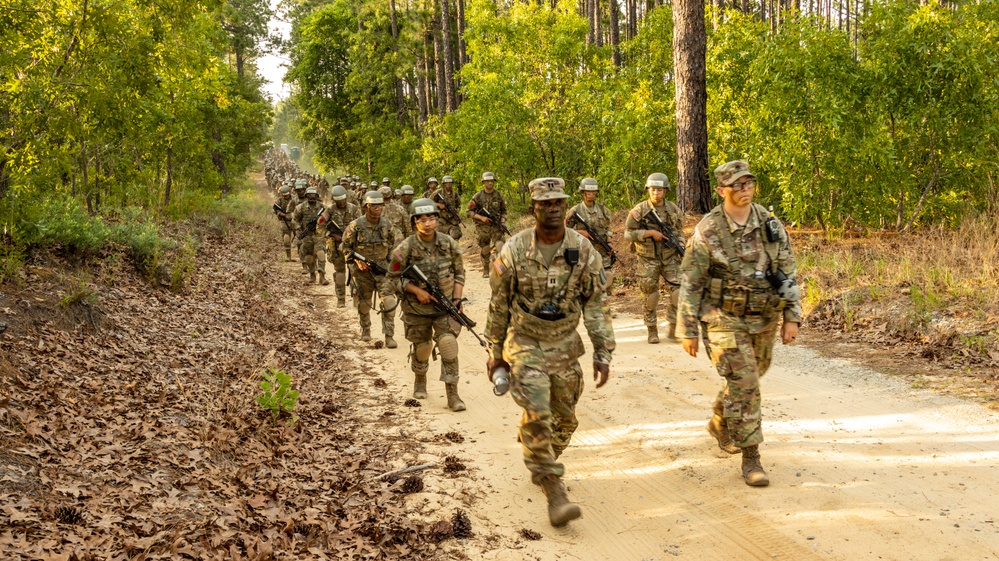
257, 368, 300, 425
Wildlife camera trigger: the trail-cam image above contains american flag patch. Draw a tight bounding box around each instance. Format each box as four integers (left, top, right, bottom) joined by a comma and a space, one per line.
492, 259, 505, 276
393, 250, 404, 262
631, 209, 641, 219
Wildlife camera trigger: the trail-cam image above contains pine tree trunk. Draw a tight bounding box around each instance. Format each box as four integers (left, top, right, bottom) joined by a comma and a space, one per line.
439, 0, 457, 113
390, 0, 405, 124
457, 0, 467, 67
610, 0, 621, 66
672, 0, 712, 214
433, 17, 446, 117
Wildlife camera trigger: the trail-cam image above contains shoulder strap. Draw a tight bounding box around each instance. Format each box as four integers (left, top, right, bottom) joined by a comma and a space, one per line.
710, 208, 742, 275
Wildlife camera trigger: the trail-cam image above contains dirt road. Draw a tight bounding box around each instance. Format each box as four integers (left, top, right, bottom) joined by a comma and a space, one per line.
302, 249, 999, 560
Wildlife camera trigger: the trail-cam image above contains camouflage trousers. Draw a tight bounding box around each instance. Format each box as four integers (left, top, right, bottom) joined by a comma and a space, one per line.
351, 267, 394, 337
637, 257, 679, 327
507, 331, 585, 484
279, 220, 292, 251
702, 323, 778, 448
299, 233, 326, 274
475, 227, 507, 270
440, 221, 462, 241
325, 239, 348, 299
403, 314, 461, 384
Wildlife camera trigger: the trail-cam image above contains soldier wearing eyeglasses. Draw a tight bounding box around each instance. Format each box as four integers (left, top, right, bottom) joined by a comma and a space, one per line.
677, 160, 801, 487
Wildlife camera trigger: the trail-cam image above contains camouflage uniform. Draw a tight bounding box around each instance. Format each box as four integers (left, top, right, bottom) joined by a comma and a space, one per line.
486, 220, 615, 484
322, 201, 361, 303
387, 229, 466, 405
292, 198, 328, 284
567, 200, 612, 265
624, 198, 685, 334
432, 187, 463, 240
341, 215, 401, 340
467, 188, 508, 270
274, 193, 295, 259
677, 195, 801, 450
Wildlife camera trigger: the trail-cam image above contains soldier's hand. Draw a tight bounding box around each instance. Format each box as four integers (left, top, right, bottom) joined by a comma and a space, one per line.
577, 229, 593, 240
681, 337, 698, 357
487, 358, 511, 382
782, 321, 799, 344
355, 259, 369, 271
648, 230, 666, 241
412, 287, 435, 304
593, 362, 609, 388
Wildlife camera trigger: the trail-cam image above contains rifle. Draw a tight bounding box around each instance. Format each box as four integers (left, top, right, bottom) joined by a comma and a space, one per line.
566, 212, 617, 269
273, 203, 290, 223
323, 212, 345, 242
296, 205, 326, 241
349, 251, 388, 276
403, 264, 487, 347
476, 207, 511, 236
433, 191, 463, 227
644, 209, 685, 258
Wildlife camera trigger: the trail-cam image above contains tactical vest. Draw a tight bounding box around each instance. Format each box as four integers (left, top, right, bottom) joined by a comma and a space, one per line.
349, 217, 394, 262
398, 234, 459, 317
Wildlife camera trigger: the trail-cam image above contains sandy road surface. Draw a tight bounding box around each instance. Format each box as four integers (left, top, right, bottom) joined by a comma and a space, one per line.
293, 249, 999, 561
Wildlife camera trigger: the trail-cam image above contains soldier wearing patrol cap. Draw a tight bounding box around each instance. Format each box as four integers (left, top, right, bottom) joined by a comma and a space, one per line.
387, 198, 468, 411
341, 190, 402, 347
624, 172, 685, 344
467, 171, 508, 276
485, 177, 615, 527
321, 185, 361, 306
292, 187, 329, 285
678, 160, 801, 487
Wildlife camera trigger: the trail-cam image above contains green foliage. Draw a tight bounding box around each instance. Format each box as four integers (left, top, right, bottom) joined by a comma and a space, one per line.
257, 368, 300, 425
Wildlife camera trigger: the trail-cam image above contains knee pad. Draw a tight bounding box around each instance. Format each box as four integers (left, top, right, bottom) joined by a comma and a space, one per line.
334, 272, 346, 286
303, 255, 315, 267
414, 341, 434, 362
643, 291, 660, 310
639, 277, 659, 295
380, 295, 399, 313
437, 334, 459, 361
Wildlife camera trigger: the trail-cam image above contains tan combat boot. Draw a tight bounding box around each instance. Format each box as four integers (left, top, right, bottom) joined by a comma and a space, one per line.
318, 272, 329, 286
647, 326, 660, 344
413, 374, 428, 399
445, 383, 466, 412
540, 475, 581, 527
307, 272, 316, 284
285, 248, 292, 261
337, 297, 346, 308
707, 401, 739, 454
741, 445, 770, 487
385, 335, 397, 349
666, 322, 677, 340
360, 327, 371, 342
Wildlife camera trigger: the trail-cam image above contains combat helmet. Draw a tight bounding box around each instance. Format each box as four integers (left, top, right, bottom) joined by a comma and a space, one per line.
279, 185, 291, 194
305, 187, 318, 196
579, 178, 599, 192
400, 185, 415, 195
410, 197, 439, 225
442, 175, 454, 184
363, 190, 384, 205
646, 172, 670, 190
332, 185, 348, 201
482, 171, 496, 182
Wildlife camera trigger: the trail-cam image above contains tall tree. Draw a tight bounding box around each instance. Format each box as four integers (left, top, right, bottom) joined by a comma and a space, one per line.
673, 0, 712, 212
439, 0, 457, 112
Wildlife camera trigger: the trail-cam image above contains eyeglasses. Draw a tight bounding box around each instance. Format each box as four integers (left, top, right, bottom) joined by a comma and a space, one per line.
415, 215, 438, 224
727, 180, 756, 192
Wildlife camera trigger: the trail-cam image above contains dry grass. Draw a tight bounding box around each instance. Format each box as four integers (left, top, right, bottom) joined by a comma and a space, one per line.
796, 215, 999, 321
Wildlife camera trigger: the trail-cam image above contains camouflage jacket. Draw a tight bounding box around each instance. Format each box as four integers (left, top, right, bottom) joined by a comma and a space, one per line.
340, 215, 400, 267
485, 228, 615, 365
387, 201, 412, 238
567, 201, 612, 248
677, 203, 802, 337
433, 188, 463, 226
387, 233, 465, 317
321, 202, 360, 242
467, 189, 507, 231
624, 199, 685, 263
274, 195, 294, 217
292, 200, 325, 236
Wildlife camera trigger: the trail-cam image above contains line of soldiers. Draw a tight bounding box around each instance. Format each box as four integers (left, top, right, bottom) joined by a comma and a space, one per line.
267, 157, 801, 529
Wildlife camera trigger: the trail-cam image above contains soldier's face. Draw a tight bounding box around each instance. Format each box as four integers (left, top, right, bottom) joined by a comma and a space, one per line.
583, 191, 597, 204
428, 182, 438, 191
648, 187, 666, 205
533, 198, 566, 228
718, 178, 755, 207
366, 203, 384, 220
307, 194, 318, 202
335, 200, 346, 209
483, 180, 495, 191
401, 195, 414, 204
414, 214, 438, 236
296, 189, 306, 197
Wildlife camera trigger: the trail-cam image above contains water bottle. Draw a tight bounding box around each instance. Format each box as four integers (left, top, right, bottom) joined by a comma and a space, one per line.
492, 367, 510, 396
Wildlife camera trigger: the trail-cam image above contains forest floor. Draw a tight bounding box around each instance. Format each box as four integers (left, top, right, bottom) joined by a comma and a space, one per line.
2, 175, 998, 560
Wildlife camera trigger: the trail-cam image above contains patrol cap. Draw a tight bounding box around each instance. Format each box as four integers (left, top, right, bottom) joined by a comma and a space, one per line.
332, 185, 347, 201
400, 185, 415, 195
305, 187, 318, 195
363, 190, 384, 205
378, 186, 393, 198
579, 178, 599, 191
427, 177, 439, 185
442, 175, 454, 184
714, 160, 755, 186
528, 177, 570, 201
482, 171, 496, 182
646, 172, 670, 190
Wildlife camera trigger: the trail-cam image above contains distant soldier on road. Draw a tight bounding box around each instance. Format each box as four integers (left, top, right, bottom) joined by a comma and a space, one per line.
467, 171, 509, 277
273, 185, 295, 261
624, 173, 685, 344
387, 198, 468, 411
433, 175, 464, 241
485, 177, 615, 527
678, 160, 801, 487
292, 187, 329, 286
341, 190, 402, 347
567, 177, 614, 272
321, 185, 361, 307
